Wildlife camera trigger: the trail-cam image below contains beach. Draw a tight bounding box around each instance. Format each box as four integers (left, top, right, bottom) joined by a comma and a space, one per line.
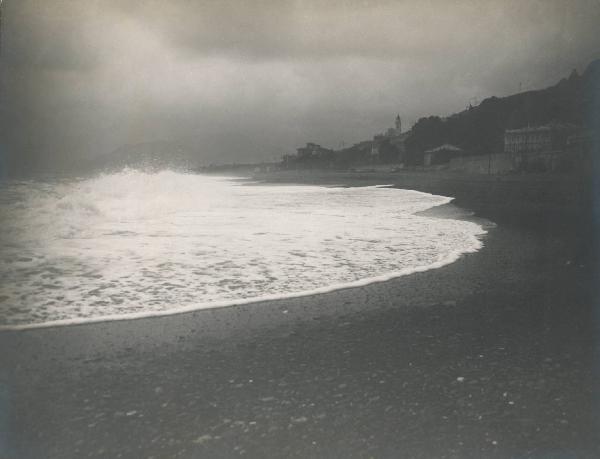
1, 172, 598, 458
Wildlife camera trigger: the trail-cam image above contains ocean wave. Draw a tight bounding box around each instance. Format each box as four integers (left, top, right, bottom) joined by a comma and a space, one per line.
0, 170, 486, 329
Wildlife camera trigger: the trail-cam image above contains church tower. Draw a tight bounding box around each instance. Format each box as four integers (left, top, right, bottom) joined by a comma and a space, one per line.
395, 114, 401, 134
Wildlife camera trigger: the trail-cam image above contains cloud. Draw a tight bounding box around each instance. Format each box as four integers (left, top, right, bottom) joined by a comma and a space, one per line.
0, 0, 598, 173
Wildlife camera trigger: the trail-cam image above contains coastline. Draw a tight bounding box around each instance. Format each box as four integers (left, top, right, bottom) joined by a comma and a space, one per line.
1, 172, 598, 458
250, 169, 593, 231
0, 189, 485, 332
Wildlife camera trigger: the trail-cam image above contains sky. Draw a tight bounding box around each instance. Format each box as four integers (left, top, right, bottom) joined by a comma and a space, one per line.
0, 0, 599, 172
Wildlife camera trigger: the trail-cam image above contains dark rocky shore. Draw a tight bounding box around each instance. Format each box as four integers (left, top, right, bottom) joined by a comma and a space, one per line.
1, 172, 598, 458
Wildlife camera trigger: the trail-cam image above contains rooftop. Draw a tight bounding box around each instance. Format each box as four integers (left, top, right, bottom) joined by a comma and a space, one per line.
424, 144, 462, 154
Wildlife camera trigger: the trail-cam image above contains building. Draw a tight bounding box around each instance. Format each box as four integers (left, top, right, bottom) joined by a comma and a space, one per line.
289, 142, 335, 168
504, 126, 550, 154
296, 142, 325, 158
504, 123, 579, 171
371, 114, 407, 163
504, 123, 580, 154
423, 144, 463, 166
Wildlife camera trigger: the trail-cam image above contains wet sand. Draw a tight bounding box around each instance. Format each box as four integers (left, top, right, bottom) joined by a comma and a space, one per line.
1, 173, 598, 458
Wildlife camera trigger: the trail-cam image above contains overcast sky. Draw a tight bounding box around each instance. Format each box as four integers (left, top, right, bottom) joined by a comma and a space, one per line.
0, 0, 598, 172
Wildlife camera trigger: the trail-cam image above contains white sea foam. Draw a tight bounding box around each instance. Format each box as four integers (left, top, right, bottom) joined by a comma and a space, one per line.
0, 170, 486, 330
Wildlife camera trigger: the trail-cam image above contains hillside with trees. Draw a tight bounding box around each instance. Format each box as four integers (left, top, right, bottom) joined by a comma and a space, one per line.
404, 59, 598, 165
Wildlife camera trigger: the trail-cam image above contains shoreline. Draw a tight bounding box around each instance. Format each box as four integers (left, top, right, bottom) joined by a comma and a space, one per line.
251, 169, 593, 231
0, 190, 486, 332
1, 173, 598, 458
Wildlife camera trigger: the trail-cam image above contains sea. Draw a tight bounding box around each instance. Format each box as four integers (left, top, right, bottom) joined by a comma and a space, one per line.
0, 169, 486, 329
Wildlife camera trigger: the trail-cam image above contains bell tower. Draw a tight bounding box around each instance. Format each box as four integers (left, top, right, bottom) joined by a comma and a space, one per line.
395, 114, 401, 134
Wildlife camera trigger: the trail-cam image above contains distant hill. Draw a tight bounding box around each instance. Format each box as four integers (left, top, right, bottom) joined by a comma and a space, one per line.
89, 141, 200, 173
403, 59, 599, 165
